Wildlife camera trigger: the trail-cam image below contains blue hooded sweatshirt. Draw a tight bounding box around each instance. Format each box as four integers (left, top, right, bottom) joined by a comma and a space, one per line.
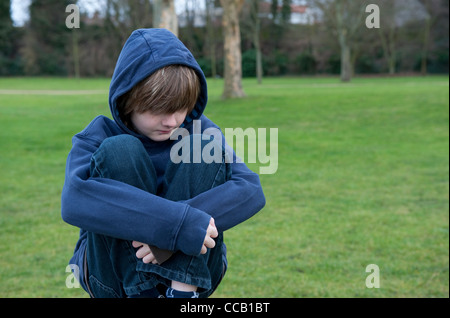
61, 29, 266, 287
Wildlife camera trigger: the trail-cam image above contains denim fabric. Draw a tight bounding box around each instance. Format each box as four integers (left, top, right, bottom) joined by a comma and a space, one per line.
86, 134, 231, 298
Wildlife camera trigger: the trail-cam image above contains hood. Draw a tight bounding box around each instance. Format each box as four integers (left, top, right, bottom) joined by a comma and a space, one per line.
108, 28, 208, 136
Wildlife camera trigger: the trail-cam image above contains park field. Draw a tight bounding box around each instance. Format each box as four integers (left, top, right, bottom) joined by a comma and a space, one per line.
0, 76, 448, 298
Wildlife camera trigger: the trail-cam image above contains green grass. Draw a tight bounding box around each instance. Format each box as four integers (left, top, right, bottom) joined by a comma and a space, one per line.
0, 76, 448, 298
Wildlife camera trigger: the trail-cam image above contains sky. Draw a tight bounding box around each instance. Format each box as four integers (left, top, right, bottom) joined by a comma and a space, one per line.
10, 0, 30, 26
10, 0, 201, 26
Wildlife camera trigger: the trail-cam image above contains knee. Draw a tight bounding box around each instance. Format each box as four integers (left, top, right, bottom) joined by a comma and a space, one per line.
91, 134, 157, 192
100, 135, 144, 155
91, 135, 148, 177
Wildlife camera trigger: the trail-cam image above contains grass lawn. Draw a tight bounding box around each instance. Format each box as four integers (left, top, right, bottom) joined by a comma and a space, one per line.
0, 76, 448, 298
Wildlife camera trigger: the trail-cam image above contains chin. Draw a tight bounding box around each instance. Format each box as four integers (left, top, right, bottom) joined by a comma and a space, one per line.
149, 134, 171, 142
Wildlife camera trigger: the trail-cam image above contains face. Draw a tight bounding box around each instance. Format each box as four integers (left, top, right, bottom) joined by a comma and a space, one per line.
130, 109, 188, 142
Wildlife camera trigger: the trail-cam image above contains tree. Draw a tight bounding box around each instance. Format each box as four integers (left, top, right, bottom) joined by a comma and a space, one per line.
281, 0, 292, 26
23, 0, 72, 75
153, 0, 178, 37
373, 0, 430, 75
220, 0, 246, 99
205, 0, 219, 79
241, 0, 263, 83
0, 0, 18, 75
251, 0, 263, 84
310, 0, 366, 82
334, 0, 366, 81
375, 0, 399, 75
418, 0, 446, 75
269, 0, 290, 49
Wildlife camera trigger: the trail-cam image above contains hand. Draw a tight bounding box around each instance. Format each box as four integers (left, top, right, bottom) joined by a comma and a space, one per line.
201, 218, 218, 254
132, 241, 158, 264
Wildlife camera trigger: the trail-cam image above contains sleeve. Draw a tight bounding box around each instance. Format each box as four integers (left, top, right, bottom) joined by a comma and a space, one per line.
61, 129, 211, 256
184, 162, 266, 232
184, 121, 266, 232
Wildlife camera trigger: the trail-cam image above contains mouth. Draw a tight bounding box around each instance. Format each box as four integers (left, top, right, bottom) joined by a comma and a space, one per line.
158, 130, 174, 135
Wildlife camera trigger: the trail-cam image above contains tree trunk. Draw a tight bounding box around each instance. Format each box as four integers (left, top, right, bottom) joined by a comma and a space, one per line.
379, 24, 397, 75
206, 0, 217, 79
339, 32, 352, 82
72, 28, 80, 78
251, 0, 263, 84
255, 39, 263, 85
220, 0, 246, 99
335, 1, 352, 82
153, 0, 178, 37
388, 37, 396, 75
421, 16, 431, 76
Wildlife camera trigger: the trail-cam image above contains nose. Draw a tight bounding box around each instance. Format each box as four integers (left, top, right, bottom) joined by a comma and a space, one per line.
161, 113, 177, 128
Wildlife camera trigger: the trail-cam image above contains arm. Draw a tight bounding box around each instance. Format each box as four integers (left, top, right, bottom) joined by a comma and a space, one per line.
185, 162, 265, 232
61, 119, 211, 256
181, 116, 266, 232
134, 218, 219, 264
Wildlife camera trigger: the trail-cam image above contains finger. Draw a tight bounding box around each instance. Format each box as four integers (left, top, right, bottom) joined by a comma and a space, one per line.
207, 225, 218, 239
136, 245, 151, 259
205, 236, 216, 249
132, 241, 144, 248
143, 253, 156, 264
209, 218, 218, 238
211, 226, 218, 238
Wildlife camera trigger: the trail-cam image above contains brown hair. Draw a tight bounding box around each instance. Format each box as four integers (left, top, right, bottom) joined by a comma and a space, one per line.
118, 65, 201, 128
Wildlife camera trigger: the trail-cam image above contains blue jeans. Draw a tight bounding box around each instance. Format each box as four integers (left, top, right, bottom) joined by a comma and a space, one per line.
85, 134, 231, 298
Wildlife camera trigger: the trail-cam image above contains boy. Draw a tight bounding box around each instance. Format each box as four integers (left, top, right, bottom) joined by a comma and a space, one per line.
61, 28, 265, 298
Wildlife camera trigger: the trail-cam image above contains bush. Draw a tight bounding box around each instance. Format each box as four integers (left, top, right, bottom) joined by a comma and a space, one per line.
242, 49, 257, 78
326, 54, 341, 74
265, 50, 289, 76
355, 54, 379, 74
197, 57, 212, 78
295, 52, 317, 75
